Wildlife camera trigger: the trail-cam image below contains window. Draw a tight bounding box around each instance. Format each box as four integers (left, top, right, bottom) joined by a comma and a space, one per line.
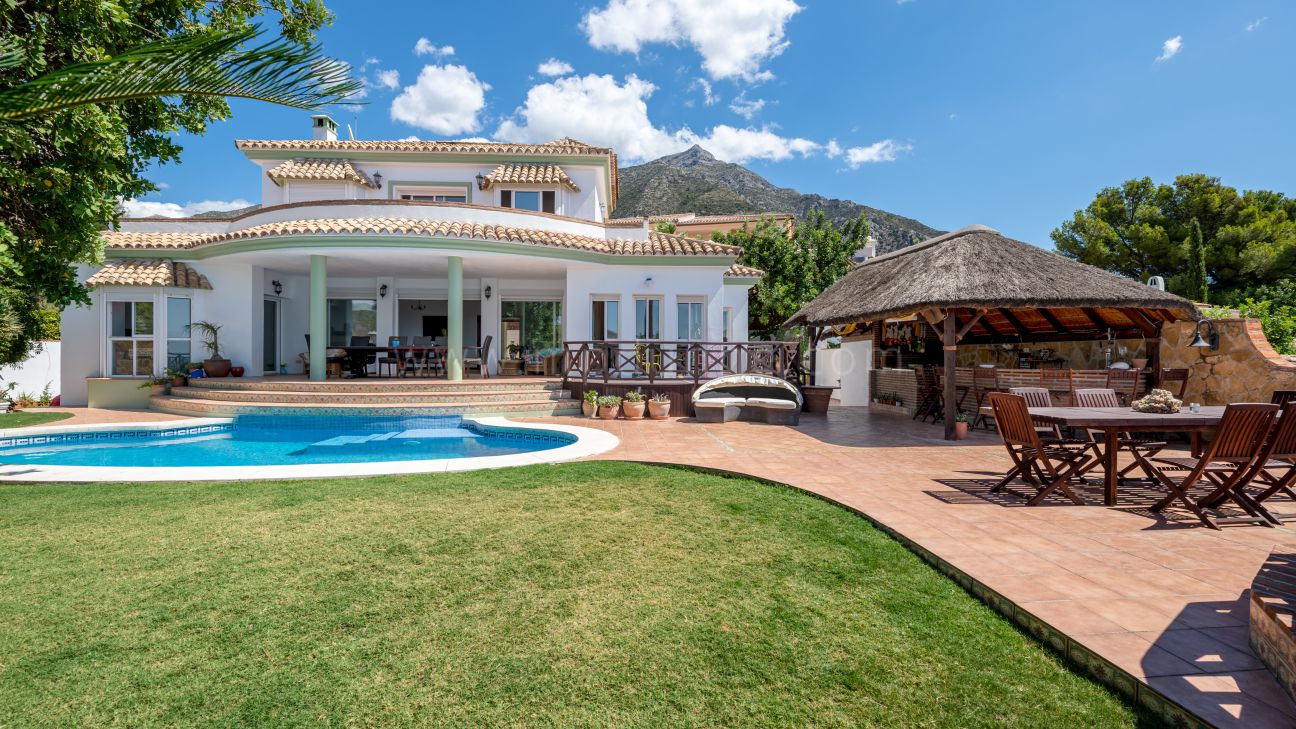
500, 189, 556, 213
396, 186, 467, 202
501, 301, 562, 355
722, 307, 733, 343
328, 299, 377, 346
635, 297, 661, 340
108, 301, 154, 376
677, 300, 704, 340
591, 299, 619, 341
166, 297, 191, 371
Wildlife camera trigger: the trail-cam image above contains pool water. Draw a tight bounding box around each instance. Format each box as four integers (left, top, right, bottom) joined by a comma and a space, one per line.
0, 415, 575, 468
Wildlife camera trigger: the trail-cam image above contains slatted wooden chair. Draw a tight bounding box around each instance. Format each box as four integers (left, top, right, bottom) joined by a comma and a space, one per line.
1040, 368, 1073, 405
1146, 403, 1279, 529
988, 393, 1093, 505
912, 366, 940, 423
1159, 368, 1189, 399
971, 367, 1001, 429
1072, 388, 1166, 483
1230, 402, 1296, 524
1105, 367, 1143, 406
1272, 391, 1296, 407
1008, 386, 1061, 438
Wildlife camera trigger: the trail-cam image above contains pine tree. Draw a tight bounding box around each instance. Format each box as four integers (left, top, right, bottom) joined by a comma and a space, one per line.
1187, 217, 1208, 303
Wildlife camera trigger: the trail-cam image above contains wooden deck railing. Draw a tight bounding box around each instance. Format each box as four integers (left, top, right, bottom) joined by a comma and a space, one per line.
561, 340, 803, 388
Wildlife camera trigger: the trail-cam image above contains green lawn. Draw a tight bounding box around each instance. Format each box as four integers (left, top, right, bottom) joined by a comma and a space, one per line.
0, 462, 1147, 727
0, 410, 72, 428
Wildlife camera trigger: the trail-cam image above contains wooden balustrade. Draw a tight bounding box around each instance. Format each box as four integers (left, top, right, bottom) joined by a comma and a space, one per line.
561, 340, 803, 388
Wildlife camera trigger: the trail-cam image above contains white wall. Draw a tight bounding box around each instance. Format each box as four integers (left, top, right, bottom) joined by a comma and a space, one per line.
565, 264, 728, 342
2, 341, 60, 399
815, 340, 872, 407
724, 285, 751, 342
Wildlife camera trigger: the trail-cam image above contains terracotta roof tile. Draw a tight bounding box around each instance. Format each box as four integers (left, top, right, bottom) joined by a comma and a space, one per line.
235, 137, 612, 156
482, 163, 579, 191
266, 158, 375, 187
725, 263, 764, 278
101, 231, 208, 249
87, 260, 213, 289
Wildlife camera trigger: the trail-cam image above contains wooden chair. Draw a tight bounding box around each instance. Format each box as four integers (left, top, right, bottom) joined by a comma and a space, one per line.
1072, 388, 1165, 483
1145, 403, 1280, 529
1233, 402, 1296, 524
1159, 368, 1189, 399
463, 335, 492, 378
1008, 386, 1061, 438
987, 393, 1093, 506
971, 367, 1000, 429
931, 367, 949, 422
1271, 391, 1296, 406
1040, 368, 1073, 405
1105, 367, 1142, 406
913, 366, 941, 423
377, 336, 402, 377
402, 336, 434, 377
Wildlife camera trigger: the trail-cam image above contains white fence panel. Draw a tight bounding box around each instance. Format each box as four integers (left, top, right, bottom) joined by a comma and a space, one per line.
0, 341, 61, 398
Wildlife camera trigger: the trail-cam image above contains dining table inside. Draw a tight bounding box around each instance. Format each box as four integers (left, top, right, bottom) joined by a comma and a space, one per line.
338, 345, 447, 378
979, 405, 1227, 506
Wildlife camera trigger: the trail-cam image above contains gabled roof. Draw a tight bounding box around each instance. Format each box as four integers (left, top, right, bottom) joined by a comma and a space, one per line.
482, 163, 579, 191
87, 260, 212, 289
235, 137, 612, 156
725, 263, 764, 278
101, 220, 741, 259
266, 159, 376, 188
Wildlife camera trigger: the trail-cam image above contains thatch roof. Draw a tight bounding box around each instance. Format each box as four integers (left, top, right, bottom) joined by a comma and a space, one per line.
787, 225, 1197, 339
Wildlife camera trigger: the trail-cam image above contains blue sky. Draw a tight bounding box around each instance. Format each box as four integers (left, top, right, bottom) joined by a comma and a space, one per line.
130, 0, 1295, 248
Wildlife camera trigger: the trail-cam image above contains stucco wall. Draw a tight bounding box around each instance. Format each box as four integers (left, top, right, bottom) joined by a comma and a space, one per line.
1160, 318, 1296, 405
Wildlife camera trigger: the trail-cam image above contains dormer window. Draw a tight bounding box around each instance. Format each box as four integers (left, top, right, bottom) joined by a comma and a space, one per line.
393, 185, 468, 203
500, 189, 556, 213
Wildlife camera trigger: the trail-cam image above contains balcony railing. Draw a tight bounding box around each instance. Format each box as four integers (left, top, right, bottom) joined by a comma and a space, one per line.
561, 340, 803, 387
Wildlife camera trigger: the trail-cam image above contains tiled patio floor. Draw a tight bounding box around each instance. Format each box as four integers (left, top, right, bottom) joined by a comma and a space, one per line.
522, 407, 1296, 729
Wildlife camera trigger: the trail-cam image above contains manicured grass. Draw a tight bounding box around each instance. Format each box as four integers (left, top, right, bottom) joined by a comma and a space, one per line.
0, 410, 72, 428
0, 463, 1147, 727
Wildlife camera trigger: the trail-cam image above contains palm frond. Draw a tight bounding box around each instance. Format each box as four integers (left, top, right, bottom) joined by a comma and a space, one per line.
0, 27, 363, 120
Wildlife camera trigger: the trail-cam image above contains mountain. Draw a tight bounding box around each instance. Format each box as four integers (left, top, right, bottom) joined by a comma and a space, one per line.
615, 146, 941, 254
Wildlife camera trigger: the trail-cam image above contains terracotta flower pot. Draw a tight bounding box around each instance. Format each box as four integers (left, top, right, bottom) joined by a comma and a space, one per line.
598, 405, 619, 420
581, 401, 596, 418
647, 400, 671, 420
149, 384, 166, 396
622, 401, 646, 419
203, 358, 232, 377
954, 421, 969, 440
171, 375, 187, 387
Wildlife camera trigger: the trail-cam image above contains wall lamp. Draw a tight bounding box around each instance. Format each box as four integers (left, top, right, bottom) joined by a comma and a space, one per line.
484, 285, 492, 300
271, 280, 283, 296
379, 284, 389, 299
1188, 319, 1219, 350
372, 172, 383, 189
644, 276, 653, 288
475, 173, 486, 190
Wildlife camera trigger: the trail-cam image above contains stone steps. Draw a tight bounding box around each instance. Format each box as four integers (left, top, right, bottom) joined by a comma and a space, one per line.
169, 385, 572, 405
150, 395, 582, 418
186, 377, 563, 394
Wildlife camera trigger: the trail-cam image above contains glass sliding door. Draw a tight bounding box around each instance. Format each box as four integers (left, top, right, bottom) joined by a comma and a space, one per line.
501, 300, 562, 358
263, 299, 279, 373
591, 299, 619, 341
328, 299, 377, 345
165, 297, 191, 372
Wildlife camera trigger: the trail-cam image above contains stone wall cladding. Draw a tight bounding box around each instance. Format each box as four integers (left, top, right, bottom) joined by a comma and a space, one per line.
1160, 318, 1296, 405
1250, 551, 1296, 705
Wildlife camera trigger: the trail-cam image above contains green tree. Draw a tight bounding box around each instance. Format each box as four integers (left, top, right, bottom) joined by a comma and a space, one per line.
712, 210, 868, 338
1186, 217, 1208, 303
0, 1, 342, 364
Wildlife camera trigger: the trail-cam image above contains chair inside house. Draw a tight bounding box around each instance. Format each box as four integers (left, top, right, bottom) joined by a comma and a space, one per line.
1105, 367, 1143, 406
1040, 368, 1073, 405
1145, 403, 1279, 529
377, 336, 402, 377
1236, 401, 1296, 524
350, 335, 377, 375
303, 334, 348, 378
463, 335, 493, 378
1272, 390, 1296, 407
1072, 387, 1166, 483
1160, 368, 1189, 399
987, 392, 1093, 506
1007, 387, 1061, 438
402, 336, 434, 377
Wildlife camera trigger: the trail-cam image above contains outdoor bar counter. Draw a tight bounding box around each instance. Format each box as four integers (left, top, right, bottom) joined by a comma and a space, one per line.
871, 366, 1155, 415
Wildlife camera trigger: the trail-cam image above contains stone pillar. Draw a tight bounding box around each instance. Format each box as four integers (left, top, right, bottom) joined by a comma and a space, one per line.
447, 256, 463, 380
309, 255, 327, 381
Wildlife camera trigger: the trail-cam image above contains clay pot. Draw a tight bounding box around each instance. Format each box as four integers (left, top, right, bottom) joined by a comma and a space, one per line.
647, 400, 671, 420
598, 405, 619, 420
230, 366, 245, 377
149, 384, 166, 396
581, 400, 596, 418
171, 375, 187, 387
203, 358, 232, 377
622, 400, 646, 419
801, 385, 836, 413
954, 421, 969, 440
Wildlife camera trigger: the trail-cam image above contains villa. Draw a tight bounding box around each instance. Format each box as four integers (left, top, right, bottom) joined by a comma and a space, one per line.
59, 115, 760, 407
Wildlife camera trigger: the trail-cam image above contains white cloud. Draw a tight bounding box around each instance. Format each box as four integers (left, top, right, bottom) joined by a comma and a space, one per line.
374, 69, 400, 90
581, 0, 801, 81
495, 73, 819, 164
1246, 17, 1267, 32
1156, 35, 1182, 62
390, 64, 490, 135
120, 198, 253, 218
397, 135, 419, 142
824, 139, 842, 158
537, 58, 574, 76
414, 38, 455, 57
844, 139, 912, 167
692, 78, 718, 105
728, 93, 765, 120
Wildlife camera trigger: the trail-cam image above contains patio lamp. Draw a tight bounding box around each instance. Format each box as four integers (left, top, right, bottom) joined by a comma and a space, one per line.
271, 280, 282, 296
379, 284, 388, 299
475, 173, 486, 190
1188, 319, 1219, 350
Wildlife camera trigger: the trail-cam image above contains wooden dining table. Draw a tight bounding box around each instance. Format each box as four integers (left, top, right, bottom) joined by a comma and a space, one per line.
338, 345, 446, 378
991, 406, 1227, 506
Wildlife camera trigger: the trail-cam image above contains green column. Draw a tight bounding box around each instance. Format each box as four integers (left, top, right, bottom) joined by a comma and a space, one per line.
447, 255, 463, 380
309, 255, 327, 381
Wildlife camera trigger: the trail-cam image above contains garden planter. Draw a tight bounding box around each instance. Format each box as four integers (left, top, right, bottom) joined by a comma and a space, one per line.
801, 385, 836, 413
647, 401, 671, 420
230, 366, 245, 378
598, 406, 619, 420
622, 401, 646, 419
581, 401, 596, 418
203, 358, 232, 377
149, 384, 166, 396
171, 376, 187, 388
953, 422, 969, 440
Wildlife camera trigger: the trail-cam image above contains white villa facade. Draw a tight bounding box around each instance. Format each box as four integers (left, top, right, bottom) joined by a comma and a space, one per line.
60, 115, 759, 406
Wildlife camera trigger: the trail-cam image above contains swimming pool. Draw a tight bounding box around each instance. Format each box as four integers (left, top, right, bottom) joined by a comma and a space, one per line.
0, 415, 618, 482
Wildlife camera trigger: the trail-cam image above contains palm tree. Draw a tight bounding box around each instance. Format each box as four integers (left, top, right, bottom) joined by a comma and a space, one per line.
0, 26, 361, 120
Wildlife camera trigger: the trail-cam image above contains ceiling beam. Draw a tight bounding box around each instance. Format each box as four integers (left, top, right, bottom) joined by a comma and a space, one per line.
1036, 308, 1067, 334
1124, 309, 1160, 338
956, 309, 988, 340
998, 308, 1032, 338
1080, 308, 1110, 333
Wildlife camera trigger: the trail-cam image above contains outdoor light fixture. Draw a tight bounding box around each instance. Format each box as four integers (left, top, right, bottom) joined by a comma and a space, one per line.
484, 285, 492, 300
379, 284, 389, 299
1188, 319, 1219, 350
372, 172, 383, 189
475, 173, 486, 190
645, 276, 653, 287
271, 280, 282, 296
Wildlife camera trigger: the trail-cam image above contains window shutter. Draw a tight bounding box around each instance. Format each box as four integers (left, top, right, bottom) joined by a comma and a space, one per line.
500, 190, 512, 208
542, 190, 556, 213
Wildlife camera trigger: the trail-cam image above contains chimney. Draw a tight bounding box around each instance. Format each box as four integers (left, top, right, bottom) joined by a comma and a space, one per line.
310, 114, 338, 141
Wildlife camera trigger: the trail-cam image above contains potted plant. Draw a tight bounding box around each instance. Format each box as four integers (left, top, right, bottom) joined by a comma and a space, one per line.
622, 390, 646, 419
279, 362, 288, 375
138, 374, 170, 396
186, 362, 206, 379
647, 392, 671, 420
596, 394, 622, 420
953, 411, 971, 440
582, 389, 599, 418
501, 343, 523, 376
166, 367, 188, 388
189, 321, 231, 377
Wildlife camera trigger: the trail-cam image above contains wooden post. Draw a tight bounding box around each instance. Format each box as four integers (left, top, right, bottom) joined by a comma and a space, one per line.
943, 309, 958, 440
1149, 321, 1163, 389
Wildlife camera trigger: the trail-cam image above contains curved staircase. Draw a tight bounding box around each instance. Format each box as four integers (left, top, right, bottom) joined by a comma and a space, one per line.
150, 376, 581, 418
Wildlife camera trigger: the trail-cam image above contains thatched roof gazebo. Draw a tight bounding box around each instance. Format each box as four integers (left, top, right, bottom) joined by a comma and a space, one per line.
786, 225, 1199, 439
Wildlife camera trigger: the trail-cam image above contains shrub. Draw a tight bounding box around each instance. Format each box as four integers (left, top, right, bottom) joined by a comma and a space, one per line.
624, 390, 644, 402
1239, 298, 1296, 355
596, 395, 622, 408
34, 309, 60, 341
583, 389, 599, 404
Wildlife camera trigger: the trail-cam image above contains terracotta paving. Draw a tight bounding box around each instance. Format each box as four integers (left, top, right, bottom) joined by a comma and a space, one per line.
520, 407, 1296, 729
4, 407, 190, 427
